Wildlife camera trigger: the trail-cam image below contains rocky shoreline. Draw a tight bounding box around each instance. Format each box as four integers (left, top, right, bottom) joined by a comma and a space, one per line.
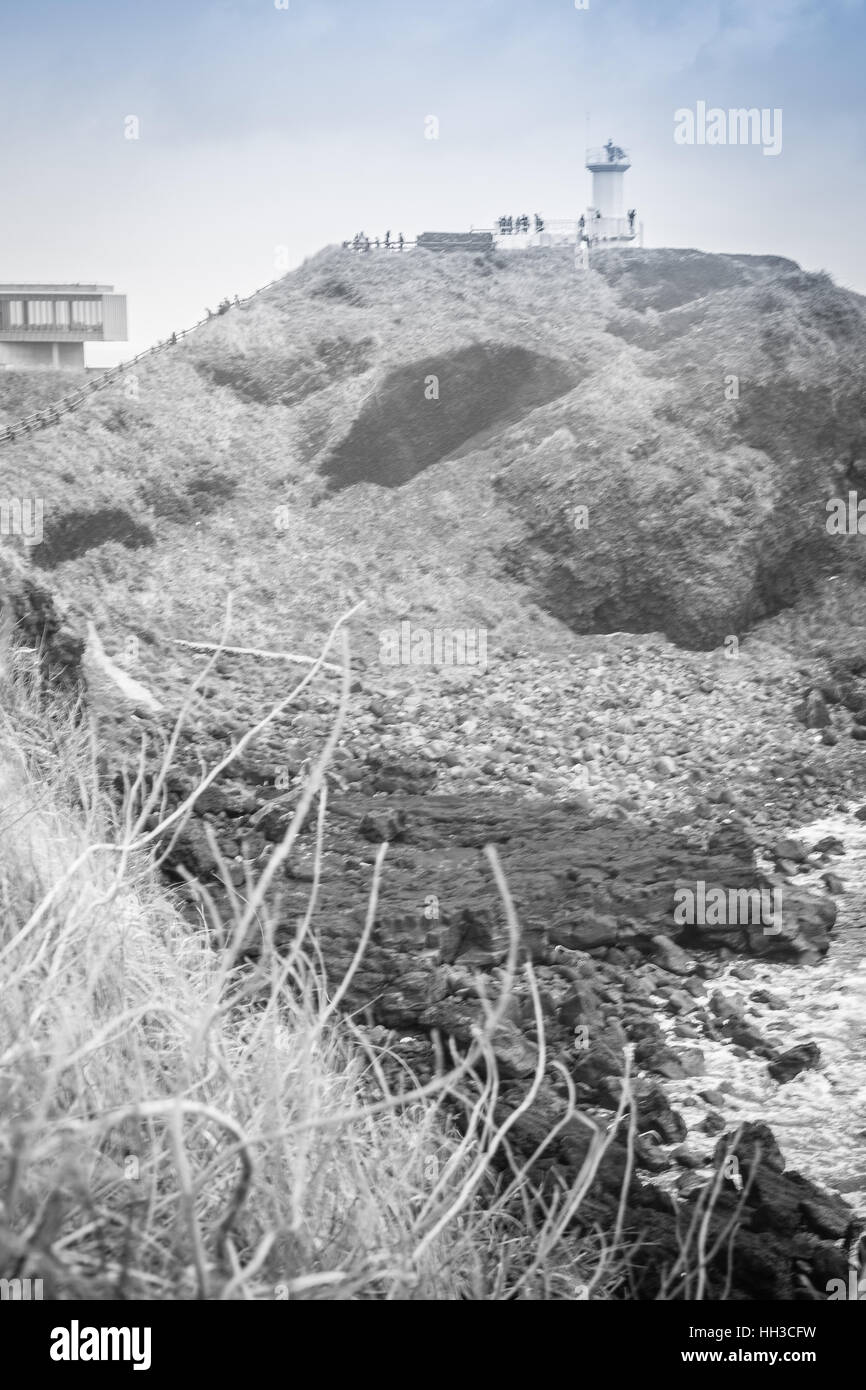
7, 556, 866, 1299
148, 737, 858, 1300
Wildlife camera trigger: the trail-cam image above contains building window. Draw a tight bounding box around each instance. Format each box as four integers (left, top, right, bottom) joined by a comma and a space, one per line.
71, 300, 102, 330
29, 300, 56, 326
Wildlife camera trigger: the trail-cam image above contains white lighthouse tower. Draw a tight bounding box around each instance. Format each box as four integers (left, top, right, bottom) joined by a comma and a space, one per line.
584, 140, 638, 246
485, 135, 640, 252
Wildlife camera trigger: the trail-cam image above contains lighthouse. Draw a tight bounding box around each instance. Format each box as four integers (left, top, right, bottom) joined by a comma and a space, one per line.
585, 140, 638, 246
482, 134, 640, 251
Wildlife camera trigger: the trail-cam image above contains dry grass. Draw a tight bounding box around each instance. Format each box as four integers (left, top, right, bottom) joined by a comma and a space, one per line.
0, 618, 639, 1301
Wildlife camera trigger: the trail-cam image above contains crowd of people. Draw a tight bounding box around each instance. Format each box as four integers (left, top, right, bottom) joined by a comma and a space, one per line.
344, 231, 407, 252
497, 213, 544, 235
340, 204, 634, 256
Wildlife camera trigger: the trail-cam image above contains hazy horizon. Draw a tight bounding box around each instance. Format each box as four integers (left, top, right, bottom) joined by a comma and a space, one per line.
2, 0, 865, 363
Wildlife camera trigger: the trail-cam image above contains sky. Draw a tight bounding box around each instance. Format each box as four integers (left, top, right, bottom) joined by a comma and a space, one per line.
1, 0, 864, 362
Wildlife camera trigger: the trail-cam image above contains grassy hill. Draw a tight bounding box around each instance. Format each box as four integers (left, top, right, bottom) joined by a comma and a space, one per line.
3, 244, 865, 662
2, 244, 866, 830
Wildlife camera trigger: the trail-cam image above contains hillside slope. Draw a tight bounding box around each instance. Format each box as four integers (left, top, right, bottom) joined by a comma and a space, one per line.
3, 244, 866, 666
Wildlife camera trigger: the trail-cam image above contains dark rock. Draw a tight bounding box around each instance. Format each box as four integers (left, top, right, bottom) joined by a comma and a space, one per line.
804, 690, 831, 728
814, 681, 843, 704
550, 915, 618, 951
490, 1022, 539, 1079
768, 1042, 821, 1085
649, 935, 696, 976
671, 1145, 703, 1169
745, 878, 835, 959
163, 819, 221, 880
751, 988, 786, 1009
635, 1040, 690, 1078
634, 1137, 670, 1173
701, 1110, 726, 1136
439, 906, 501, 964
772, 836, 809, 863
749, 1166, 802, 1236
812, 835, 845, 855
558, 982, 602, 1030
358, 808, 409, 843
800, 1192, 853, 1241
572, 1027, 631, 1092
713, 1121, 785, 1175
820, 872, 845, 893
726, 1021, 777, 1058
709, 991, 744, 1022
796, 1239, 848, 1290
629, 1081, 688, 1145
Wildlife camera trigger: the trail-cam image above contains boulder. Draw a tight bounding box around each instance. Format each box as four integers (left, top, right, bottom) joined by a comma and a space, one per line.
550, 915, 618, 952
804, 690, 831, 729
768, 1042, 821, 1085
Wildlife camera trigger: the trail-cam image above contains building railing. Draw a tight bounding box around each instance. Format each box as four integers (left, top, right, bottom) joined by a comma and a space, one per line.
343, 235, 417, 252
0, 277, 284, 448
587, 216, 637, 241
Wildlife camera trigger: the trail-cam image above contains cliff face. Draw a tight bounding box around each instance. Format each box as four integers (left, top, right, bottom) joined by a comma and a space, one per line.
1, 244, 865, 654
495, 251, 866, 648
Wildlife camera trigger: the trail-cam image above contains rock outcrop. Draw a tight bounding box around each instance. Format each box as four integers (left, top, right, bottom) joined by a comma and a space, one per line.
0, 551, 84, 694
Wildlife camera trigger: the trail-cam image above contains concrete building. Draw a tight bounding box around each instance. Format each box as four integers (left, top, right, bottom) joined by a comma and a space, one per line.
0, 284, 128, 370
